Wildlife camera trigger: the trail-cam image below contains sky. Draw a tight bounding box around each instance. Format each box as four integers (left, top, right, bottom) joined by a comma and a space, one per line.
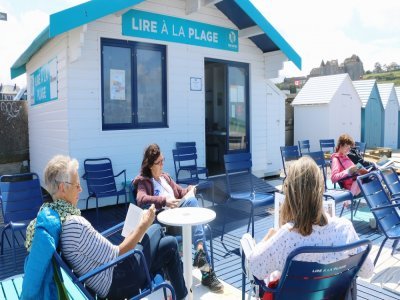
0, 0, 399, 87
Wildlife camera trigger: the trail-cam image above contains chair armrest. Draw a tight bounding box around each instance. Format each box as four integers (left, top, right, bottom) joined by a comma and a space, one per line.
114, 169, 127, 188
100, 221, 124, 238
82, 172, 87, 180
78, 249, 151, 285
370, 202, 400, 211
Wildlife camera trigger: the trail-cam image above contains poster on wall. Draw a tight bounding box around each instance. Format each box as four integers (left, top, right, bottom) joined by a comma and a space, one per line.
30, 58, 58, 106
110, 69, 126, 100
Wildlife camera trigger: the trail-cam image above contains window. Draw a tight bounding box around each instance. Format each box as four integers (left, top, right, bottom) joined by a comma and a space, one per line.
101, 38, 167, 130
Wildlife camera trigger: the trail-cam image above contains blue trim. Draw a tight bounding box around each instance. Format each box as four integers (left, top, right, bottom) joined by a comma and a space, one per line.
49, 0, 144, 38
11, 0, 301, 78
10, 27, 50, 79
233, 0, 301, 69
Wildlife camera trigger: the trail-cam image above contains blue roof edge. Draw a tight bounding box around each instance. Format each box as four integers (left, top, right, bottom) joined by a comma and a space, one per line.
235, 0, 301, 70
10, 26, 50, 79
10, 0, 301, 78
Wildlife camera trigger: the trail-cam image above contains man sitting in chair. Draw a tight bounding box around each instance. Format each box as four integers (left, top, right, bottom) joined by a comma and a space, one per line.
248, 157, 373, 294
22, 155, 187, 300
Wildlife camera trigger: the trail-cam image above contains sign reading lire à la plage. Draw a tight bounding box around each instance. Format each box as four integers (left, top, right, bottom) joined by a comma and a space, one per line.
122, 9, 238, 52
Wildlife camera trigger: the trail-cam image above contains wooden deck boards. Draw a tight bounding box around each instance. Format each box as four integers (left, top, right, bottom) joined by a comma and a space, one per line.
1, 176, 400, 299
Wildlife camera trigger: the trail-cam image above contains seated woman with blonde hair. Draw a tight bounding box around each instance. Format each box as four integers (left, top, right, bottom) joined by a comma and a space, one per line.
248, 156, 373, 288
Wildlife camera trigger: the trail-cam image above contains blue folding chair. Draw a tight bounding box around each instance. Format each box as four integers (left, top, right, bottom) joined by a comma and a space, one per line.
0, 173, 44, 268
319, 139, 335, 169
222, 153, 274, 240
357, 172, 400, 265
241, 238, 371, 300
176, 142, 208, 178
279, 146, 300, 179
53, 222, 176, 300
172, 146, 214, 206
83, 158, 127, 221
379, 167, 400, 198
355, 141, 367, 159
298, 139, 310, 155
306, 151, 355, 221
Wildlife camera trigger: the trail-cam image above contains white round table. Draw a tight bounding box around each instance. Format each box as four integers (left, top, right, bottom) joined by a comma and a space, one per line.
157, 207, 216, 300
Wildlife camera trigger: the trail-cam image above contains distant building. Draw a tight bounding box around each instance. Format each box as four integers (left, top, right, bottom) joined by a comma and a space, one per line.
0, 84, 19, 100
309, 54, 364, 80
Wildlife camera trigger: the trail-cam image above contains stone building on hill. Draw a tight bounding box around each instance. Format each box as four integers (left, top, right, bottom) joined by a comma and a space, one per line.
309, 54, 364, 80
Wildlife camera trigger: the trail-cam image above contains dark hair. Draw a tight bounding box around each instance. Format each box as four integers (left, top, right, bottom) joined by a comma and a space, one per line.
335, 134, 355, 152
141, 143, 161, 178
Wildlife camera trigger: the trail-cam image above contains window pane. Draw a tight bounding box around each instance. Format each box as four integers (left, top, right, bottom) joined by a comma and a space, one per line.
228, 66, 247, 151
102, 46, 132, 125
137, 48, 163, 124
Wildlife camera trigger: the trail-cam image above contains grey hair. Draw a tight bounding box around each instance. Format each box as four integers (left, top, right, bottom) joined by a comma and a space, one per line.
44, 155, 79, 197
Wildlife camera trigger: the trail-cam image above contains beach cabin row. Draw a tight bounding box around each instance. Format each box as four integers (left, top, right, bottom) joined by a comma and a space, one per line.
10, 0, 300, 208
292, 73, 400, 151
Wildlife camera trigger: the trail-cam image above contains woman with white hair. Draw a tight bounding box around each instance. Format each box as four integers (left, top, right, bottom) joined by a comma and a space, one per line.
22, 155, 187, 300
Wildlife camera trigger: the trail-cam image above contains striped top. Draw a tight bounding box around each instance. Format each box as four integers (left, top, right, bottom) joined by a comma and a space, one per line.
60, 215, 119, 298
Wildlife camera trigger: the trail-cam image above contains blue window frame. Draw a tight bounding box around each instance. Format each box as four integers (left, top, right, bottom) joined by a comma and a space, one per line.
101, 38, 167, 130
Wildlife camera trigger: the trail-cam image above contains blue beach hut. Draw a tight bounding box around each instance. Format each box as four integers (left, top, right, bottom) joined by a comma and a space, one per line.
353, 79, 384, 148
378, 83, 398, 149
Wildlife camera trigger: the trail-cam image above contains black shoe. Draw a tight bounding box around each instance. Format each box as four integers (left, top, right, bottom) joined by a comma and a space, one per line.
201, 270, 224, 293
193, 249, 210, 272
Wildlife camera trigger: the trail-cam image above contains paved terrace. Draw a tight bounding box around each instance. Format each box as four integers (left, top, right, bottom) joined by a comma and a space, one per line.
1, 175, 400, 299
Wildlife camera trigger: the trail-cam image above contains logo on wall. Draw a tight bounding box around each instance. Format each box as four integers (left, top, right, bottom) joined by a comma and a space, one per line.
229, 31, 237, 44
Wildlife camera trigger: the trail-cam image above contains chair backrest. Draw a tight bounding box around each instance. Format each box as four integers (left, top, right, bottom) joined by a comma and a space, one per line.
357, 172, 400, 236
83, 158, 118, 196
304, 151, 328, 189
172, 146, 199, 184
354, 141, 367, 158
319, 139, 335, 155
176, 141, 196, 148
267, 239, 371, 299
280, 146, 300, 177
379, 167, 400, 196
224, 152, 253, 195
298, 140, 310, 155
0, 173, 43, 223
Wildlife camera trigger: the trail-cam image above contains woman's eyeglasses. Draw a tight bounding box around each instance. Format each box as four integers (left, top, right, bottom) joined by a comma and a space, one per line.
154, 158, 165, 165
64, 181, 81, 189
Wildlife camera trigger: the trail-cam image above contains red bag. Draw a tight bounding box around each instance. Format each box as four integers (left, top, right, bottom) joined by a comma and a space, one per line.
262, 278, 279, 300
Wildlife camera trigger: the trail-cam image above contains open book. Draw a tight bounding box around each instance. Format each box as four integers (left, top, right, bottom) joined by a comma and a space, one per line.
121, 204, 146, 240
177, 186, 197, 207
356, 162, 373, 175
274, 192, 335, 228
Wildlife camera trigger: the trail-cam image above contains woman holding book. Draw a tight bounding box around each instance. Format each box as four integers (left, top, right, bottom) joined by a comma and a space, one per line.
331, 133, 361, 196
22, 155, 187, 300
248, 156, 373, 287
133, 143, 224, 293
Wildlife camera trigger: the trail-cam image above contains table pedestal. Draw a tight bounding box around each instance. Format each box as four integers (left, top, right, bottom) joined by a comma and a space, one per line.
182, 225, 193, 300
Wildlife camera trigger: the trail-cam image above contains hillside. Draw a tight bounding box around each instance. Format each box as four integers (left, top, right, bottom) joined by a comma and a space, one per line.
363, 70, 400, 86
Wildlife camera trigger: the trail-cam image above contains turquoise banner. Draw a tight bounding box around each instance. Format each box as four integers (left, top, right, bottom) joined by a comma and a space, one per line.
122, 9, 238, 52
30, 58, 58, 106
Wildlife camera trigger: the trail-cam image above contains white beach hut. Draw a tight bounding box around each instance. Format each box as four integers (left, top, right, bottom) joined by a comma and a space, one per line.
395, 86, 400, 148
353, 79, 384, 148
10, 0, 301, 208
292, 73, 361, 150
377, 83, 398, 149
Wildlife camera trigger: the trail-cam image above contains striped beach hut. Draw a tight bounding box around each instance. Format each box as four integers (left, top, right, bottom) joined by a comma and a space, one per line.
292, 73, 361, 150
395, 86, 400, 148
378, 83, 398, 149
353, 79, 384, 148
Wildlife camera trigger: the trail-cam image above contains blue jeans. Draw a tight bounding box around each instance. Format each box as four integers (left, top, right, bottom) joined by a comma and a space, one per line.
107, 224, 187, 299
180, 196, 211, 264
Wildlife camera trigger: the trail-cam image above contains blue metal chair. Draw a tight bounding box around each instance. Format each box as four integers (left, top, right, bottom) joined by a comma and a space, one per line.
176, 142, 208, 178
82, 158, 127, 222
53, 222, 175, 300
357, 172, 400, 265
172, 146, 214, 206
297, 139, 310, 155
319, 138, 335, 169
222, 153, 274, 240
279, 145, 300, 179
0, 173, 44, 268
241, 238, 371, 300
355, 141, 367, 159
379, 167, 400, 198
306, 151, 355, 221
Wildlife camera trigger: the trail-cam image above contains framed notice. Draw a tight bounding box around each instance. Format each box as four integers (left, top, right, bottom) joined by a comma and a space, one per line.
190, 77, 202, 91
